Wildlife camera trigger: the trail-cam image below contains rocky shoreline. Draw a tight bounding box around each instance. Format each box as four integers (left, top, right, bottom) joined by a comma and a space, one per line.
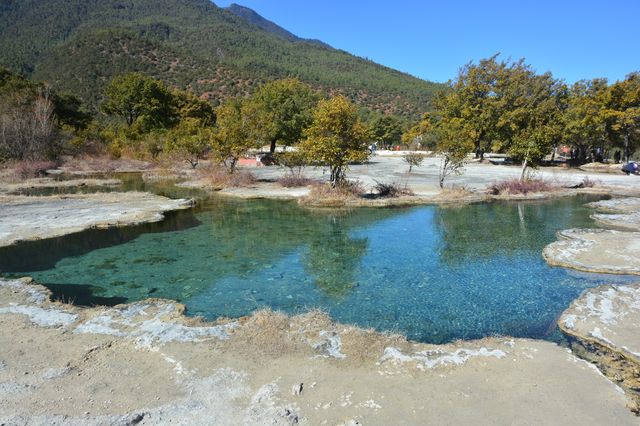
0, 277, 636, 425
2, 166, 640, 423
0, 192, 194, 248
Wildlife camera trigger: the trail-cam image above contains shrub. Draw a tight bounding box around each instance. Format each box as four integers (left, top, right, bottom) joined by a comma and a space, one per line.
15, 160, 58, 179
276, 150, 308, 177
106, 141, 123, 159
302, 180, 365, 206
403, 152, 426, 172
208, 166, 256, 188
489, 178, 556, 195
373, 180, 414, 198
278, 175, 315, 188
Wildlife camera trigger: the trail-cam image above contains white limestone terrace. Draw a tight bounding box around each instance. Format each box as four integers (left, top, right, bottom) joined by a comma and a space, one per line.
589, 197, 640, 230
543, 228, 640, 275
0, 277, 637, 424
0, 192, 194, 247
0, 177, 121, 195
240, 154, 640, 196
560, 284, 640, 363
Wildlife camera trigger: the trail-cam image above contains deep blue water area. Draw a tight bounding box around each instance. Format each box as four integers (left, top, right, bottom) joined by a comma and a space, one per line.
1, 188, 634, 344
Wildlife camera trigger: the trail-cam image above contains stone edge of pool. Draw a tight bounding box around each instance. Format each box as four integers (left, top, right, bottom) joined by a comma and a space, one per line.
0, 276, 638, 424
2, 182, 640, 421
0, 192, 195, 248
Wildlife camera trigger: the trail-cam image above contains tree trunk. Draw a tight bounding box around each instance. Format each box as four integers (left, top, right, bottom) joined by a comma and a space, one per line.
624, 133, 630, 163
270, 139, 277, 154
520, 158, 528, 182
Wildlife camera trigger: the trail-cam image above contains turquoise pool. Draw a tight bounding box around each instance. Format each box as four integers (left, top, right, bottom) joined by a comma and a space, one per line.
1, 191, 634, 344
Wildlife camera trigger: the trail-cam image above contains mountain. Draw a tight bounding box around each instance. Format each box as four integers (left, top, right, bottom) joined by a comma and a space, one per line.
226, 3, 331, 48
0, 0, 443, 118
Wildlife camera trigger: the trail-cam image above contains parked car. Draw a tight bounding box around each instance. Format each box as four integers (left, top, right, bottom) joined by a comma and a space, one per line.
622, 162, 639, 175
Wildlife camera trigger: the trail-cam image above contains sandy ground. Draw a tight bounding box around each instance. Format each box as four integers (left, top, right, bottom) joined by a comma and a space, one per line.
0, 192, 193, 248
559, 283, 640, 412
1, 278, 638, 425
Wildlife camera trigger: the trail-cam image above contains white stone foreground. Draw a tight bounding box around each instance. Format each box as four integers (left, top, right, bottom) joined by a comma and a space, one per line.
0, 278, 637, 425
589, 197, 640, 231
0, 192, 194, 247
543, 228, 640, 275
560, 283, 640, 363
544, 197, 640, 275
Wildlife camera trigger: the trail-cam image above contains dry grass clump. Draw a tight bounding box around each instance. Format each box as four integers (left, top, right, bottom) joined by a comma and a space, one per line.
61, 155, 153, 174
571, 176, 597, 188
277, 175, 316, 188
301, 180, 365, 206
438, 185, 474, 199
12, 160, 59, 179
489, 178, 557, 195
230, 308, 408, 363
208, 166, 256, 189
373, 180, 414, 198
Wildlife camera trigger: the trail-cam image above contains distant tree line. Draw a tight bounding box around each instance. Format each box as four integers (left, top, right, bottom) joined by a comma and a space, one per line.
403, 56, 640, 183
2, 58, 639, 190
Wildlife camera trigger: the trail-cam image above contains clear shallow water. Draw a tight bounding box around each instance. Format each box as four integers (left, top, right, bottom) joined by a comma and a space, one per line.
1, 191, 635, 344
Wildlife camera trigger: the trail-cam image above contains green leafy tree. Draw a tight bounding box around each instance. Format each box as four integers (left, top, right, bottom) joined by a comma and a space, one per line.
172, 89, 216, 126
210, 98, 261, 173
433, 56, 567, 181
434, 117, 474, 188
437, 56, 504, 159
166, 118, 211, 168
52, 92, 92, 131
603, 73, 640, 162
369, 115, 403, 149
494, 67, 568, 179
102, 72, 173, 129
299, 95, 370, 186
402, 112, 436, 150
252, 78, 319, 153
563, 79, 609, 163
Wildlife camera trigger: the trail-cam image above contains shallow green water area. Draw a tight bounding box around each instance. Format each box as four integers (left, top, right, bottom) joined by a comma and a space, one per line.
1, 193, 635, 344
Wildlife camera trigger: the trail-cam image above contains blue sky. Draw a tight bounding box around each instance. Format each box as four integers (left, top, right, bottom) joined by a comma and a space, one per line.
214, 0, 639, 84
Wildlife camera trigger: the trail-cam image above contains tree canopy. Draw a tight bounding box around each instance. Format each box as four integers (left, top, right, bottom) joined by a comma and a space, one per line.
102, 72, 174, 129
299, 95, 370, 186
251, 78, 319, 153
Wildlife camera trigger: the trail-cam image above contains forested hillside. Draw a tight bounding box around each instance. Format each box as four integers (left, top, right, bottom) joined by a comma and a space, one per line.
0, 0, 442, 117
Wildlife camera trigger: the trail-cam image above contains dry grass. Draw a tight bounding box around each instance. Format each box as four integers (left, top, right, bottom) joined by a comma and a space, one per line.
489, 178, 557, 195
61, 155, 153, 174
208, 166, 256, 189
4, 160, 59, 179
301, 180, 365, 207
373, 180, 414, 198
277, 175, 316, 188
439, 185, 475, 199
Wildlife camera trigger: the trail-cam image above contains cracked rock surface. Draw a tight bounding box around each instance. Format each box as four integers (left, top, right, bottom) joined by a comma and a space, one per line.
0, 278, 637, 425
0, 192, 193, 247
